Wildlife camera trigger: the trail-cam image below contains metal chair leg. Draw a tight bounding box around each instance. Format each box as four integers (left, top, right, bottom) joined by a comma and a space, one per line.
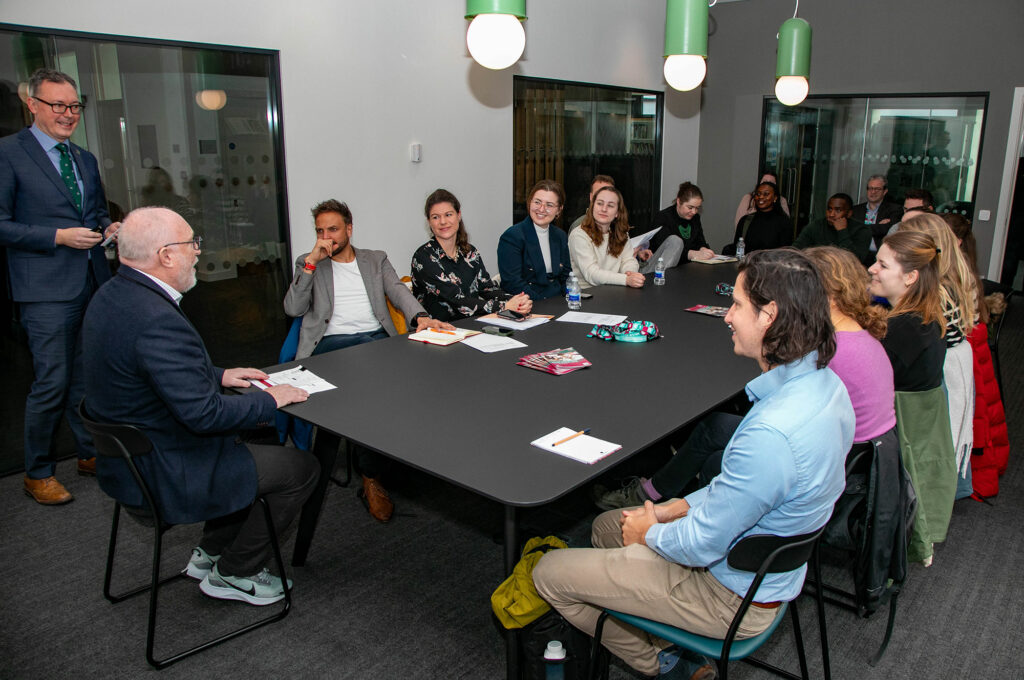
789, 601, 810, 680
590, 611, 609, 680
812, 543, 831, 680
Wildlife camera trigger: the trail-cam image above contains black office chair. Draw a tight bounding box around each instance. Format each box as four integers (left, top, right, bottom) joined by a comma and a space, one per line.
589, 526, 829, 680
78, 400, 291, 669
806, 437, 916, 666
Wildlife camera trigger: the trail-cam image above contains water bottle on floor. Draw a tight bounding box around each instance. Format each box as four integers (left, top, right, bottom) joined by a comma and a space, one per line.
566, 273, 582, 310
735, 237, 746, 261
653, 257, 666, 286
543, 640, 567, 680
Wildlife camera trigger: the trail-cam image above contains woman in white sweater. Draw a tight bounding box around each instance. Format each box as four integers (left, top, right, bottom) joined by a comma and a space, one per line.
568, 186, 644, 289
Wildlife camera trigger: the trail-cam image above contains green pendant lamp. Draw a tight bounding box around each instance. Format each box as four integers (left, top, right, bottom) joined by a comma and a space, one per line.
775, 16, 811, 105
663, 0, 708, 91
465, 0, 527, 70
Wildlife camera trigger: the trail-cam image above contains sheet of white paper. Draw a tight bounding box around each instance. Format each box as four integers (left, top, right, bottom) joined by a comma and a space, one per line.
461, 333, 528, 353
692, 254, 738, 264
476, 316, 550, 330
628, 226, 661, 251
252, 366, 336, 394
556, 311, 628, 325
531, 427, 621, 464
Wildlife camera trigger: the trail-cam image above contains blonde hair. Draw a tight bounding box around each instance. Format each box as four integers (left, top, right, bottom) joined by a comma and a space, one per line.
899, 213, 977, 333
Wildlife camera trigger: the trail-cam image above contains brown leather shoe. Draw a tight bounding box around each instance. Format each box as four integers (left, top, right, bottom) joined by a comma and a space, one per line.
359, 475, 394, 522
24, 476, 74, 505
77, 457, 97, 476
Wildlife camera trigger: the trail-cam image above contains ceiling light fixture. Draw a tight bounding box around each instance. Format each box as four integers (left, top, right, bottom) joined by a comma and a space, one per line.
465, 0, 527, 70
663, 0, 708, 92
775, 1, 811, 106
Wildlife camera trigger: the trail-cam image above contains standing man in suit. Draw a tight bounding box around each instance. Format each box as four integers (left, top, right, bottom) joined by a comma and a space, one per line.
83, 207, 318, 605
0, 68, 120, 504
852, 175, 902, 253
283, 199, 452, 522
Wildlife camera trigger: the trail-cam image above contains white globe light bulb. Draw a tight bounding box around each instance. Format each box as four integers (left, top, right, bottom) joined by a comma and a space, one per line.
775, 76, 809, 106
467, 14, 526, 70
663, 54, 706, 92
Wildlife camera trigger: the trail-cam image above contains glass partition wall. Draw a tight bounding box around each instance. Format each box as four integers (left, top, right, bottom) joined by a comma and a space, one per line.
513, 77, 663, 230
0, 25, 290, 475
760, 93, 987, 236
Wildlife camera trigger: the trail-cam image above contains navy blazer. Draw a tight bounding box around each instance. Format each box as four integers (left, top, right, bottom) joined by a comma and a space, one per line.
82, 267, 278, 524
852, 200, 904, 249
0, 127, 112, 302
497, 217, 570, 301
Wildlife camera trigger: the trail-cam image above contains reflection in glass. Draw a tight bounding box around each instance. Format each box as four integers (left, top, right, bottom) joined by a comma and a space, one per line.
513, 78, 663, 231
760, 94, 987, 235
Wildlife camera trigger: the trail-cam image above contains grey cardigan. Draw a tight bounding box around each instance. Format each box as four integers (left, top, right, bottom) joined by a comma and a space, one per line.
283, 247, 426, 359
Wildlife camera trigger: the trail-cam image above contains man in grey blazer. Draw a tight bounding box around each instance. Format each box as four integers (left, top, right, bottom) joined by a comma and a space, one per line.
0, 68, 120, 504
283, 199, 452, 521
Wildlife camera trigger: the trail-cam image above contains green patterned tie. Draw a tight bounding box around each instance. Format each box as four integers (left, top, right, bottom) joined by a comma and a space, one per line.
55, 143, 83, 213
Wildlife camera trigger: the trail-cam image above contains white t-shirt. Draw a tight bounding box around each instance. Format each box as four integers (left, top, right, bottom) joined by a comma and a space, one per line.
534, 224, 553, 273
324, 259, 382, 336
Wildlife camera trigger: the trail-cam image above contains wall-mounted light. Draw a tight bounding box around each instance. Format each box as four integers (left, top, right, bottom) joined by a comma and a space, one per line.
195, 89, 227, 111
663, 0, 708, 91
465, 0, 526, 70
775, 16, 811, 106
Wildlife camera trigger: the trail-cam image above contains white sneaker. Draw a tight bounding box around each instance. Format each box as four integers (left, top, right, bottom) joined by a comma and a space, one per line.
199, 564, 291, 606
182, 546, 220, 581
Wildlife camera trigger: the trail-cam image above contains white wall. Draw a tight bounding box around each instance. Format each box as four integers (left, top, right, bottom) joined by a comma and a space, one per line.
5, 0, 700, 271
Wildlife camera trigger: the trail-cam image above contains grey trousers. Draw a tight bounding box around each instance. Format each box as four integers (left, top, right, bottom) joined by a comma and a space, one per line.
533, 508, 778, 676
199, 443, 320, 576
640, 235, 686, 274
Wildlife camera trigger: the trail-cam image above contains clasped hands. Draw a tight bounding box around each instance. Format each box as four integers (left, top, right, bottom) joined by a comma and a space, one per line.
620, 497, 690, 546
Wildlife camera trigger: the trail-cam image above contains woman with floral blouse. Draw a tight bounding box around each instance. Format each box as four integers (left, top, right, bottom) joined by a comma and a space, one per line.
411, 189, 533, 322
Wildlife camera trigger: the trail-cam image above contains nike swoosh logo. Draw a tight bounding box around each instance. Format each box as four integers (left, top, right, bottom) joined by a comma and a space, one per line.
227, 580, 256, 596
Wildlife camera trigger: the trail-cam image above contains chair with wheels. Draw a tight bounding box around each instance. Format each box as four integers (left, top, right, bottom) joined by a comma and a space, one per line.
79, 400, 292, 670
589, 526, 829, 680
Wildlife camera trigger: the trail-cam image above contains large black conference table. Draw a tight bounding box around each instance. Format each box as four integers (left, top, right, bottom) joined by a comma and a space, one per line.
271, 262, 756, 678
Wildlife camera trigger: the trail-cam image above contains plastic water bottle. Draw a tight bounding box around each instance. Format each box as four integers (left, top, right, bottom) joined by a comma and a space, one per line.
735, 237, 746, 261
653, 257, 666, 286
566, 273, 582, 310
543, 640, 567, 680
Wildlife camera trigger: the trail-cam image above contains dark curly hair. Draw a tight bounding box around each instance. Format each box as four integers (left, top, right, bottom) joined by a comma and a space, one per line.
737, 248, 835, 369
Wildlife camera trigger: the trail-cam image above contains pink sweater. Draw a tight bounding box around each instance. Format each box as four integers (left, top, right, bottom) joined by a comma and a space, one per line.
829, 330, 897, 442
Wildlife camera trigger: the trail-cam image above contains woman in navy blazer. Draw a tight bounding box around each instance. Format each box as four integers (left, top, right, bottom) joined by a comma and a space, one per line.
497, 179, 571, 300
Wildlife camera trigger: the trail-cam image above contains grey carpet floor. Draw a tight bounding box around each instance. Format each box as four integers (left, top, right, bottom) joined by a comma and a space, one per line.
0, 295, 1020, 679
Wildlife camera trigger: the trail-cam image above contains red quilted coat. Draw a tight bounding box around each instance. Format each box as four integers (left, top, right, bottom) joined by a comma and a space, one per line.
969, 323, 1009, 497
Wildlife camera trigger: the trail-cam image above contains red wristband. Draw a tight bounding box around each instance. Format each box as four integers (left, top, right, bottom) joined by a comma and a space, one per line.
303, 261, 316, 271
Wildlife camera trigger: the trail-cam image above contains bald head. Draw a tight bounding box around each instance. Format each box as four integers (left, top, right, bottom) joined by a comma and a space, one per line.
119, 207, 199, 293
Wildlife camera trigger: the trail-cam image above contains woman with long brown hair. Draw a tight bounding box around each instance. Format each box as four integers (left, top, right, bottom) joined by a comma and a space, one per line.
568, 185, 643, 288
899, 213, 977, 499
868, 230, 953, 566
411, 188, 531, 321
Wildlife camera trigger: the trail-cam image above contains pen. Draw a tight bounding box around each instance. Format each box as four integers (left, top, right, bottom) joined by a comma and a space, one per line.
553, 428, 591, 446
433, 329, 458, 335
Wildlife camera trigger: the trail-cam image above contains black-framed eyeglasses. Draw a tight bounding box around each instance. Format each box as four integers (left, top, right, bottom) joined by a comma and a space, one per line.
160, 236, 202, 252
31, 96, 86, 115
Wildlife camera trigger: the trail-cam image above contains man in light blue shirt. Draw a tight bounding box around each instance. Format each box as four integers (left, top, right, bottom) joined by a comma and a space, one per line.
535, 249, 854, 678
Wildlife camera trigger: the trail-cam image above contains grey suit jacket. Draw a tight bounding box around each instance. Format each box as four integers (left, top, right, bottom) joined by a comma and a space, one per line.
283, 247, 426, 359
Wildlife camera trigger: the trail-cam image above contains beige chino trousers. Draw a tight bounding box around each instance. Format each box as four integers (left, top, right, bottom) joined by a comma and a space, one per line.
533, 507, 779, 677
